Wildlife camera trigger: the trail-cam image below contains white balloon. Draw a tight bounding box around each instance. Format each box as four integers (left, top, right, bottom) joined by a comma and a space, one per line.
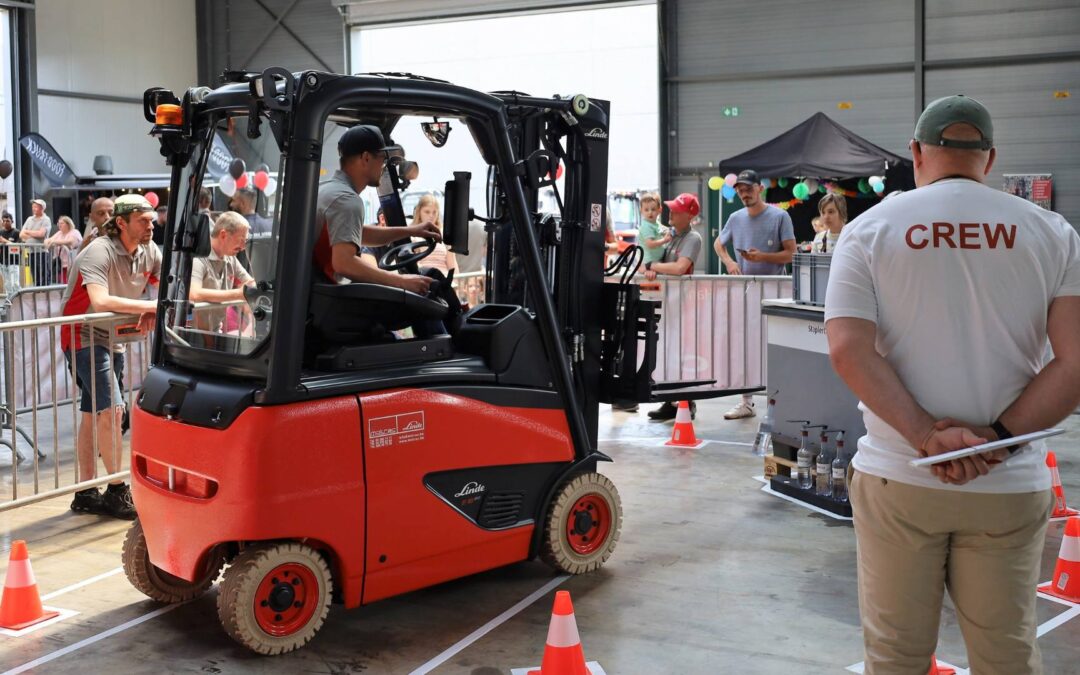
263, 177, 278, 197
218, 174, 237, 197
804, 178, 819, 193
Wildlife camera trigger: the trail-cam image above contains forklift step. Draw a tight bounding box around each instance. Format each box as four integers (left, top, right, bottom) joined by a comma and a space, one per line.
648, 385, 765, 403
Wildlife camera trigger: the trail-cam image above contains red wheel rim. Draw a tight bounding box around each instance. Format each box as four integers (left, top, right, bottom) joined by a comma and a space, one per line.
566, 494, 611, 555
253, 563, 319, 637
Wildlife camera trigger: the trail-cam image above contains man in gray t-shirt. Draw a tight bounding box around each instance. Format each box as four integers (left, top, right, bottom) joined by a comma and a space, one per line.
716, 169, 795, 277
714, 169, 796, 420
644, 192, 704, 422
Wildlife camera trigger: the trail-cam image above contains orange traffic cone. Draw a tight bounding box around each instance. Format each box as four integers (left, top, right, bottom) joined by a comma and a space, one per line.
0, 540, 59, 630
1047, 452, 1079, 519
1038, 515, 1080, 603
528, 591, 589, 675
664, 401, 702, 448
928, 654, 956, 675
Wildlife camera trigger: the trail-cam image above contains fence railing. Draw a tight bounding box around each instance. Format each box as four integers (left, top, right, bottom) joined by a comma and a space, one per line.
0, 242, 77, 296
1, 287, 149, 511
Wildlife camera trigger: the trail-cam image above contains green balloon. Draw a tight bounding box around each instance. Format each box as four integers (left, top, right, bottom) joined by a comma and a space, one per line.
778, 177, 789, 188
792, 183, 810, 200
858, 178, 870, 193
819, 184, 827, 193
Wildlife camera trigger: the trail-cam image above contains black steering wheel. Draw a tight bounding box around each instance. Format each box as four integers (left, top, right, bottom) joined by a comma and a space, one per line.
379, 238, 437, 271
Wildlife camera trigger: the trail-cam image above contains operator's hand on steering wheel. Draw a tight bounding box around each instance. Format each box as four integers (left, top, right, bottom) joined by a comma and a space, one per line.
406, 221, 442, 241
398, 274, 434, 296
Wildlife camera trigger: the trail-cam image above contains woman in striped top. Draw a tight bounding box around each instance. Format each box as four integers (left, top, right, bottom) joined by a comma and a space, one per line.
412, 193, 456, 274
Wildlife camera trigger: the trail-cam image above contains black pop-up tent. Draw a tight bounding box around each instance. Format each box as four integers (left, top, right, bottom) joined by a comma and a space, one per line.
716, 112, 912, 181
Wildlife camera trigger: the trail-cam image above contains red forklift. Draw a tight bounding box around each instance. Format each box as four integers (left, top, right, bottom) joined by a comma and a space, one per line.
122, 68, 754, 654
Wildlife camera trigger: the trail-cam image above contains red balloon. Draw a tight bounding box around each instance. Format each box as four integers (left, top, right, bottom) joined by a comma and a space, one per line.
556, 163, 564, 179
145, 192, 160, 208
235, 172, 249, 189
253, 170, 270, 191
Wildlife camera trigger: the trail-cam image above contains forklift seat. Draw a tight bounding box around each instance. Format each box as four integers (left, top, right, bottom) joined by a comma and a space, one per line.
309, 281, 449, 343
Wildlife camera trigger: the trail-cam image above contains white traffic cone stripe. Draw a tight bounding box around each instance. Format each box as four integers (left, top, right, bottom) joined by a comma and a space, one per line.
545, 612, 582, 649
4, 560, 36, 589
1051, 466, 1062, 487
674, 405, 691, 424
1060, 534, 1080, 564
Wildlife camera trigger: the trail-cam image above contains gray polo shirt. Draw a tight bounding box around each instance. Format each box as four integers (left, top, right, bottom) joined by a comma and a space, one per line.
661, 228, 703, 273
60, 235, 162, 352
21, 215, 51, 243
720, 204, 795, 275
313, 170, 365, 282
191, 250, 253, 332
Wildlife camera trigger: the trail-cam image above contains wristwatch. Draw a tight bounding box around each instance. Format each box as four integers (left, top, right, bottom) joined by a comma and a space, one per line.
645, 262, 653, 271
991, 420, 1022, 454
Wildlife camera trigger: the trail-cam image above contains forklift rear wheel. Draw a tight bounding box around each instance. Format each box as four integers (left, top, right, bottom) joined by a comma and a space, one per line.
217, 542, 332, 655
122, 519, 225, 603
540, 472, 622, 574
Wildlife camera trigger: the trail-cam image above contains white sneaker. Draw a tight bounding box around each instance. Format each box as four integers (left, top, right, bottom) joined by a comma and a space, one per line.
723, 402, 755, 420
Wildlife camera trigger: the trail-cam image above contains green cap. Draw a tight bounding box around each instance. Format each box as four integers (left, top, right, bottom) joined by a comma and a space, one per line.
914, 95, 993, 150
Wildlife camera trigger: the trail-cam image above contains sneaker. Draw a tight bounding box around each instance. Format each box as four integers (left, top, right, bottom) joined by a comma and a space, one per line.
689, 400, 697, 420
611, 401, 639, 413
102, 483, 137, 520
70, 487, 105, 514
647, 402, 677, 421
724, 401, 756, 420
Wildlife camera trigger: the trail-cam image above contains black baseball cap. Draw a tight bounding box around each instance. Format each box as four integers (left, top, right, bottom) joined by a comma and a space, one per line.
735, 169, 759, 186
338, 124, 391, 160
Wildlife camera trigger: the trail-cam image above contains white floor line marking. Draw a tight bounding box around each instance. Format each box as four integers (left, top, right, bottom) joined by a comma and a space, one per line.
40, 567, 124, 601
1036, 587, 1079, 608
409, 574, 570, 675
599, 435, 754, 447
847, 661, 967, 674
1037, 605, 1080, 638
0, 608, 79, 638
757, 481, 853, 521
1, 604, 183, 675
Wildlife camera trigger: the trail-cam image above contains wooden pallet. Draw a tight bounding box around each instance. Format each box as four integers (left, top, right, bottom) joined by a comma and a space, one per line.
764, 453, 797, 479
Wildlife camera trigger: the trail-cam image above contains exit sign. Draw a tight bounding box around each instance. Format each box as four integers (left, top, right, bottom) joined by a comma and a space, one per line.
723, 106, 740, 117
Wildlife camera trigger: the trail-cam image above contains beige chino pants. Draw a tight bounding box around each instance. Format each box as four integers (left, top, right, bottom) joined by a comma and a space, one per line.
850, 470, 1053, 675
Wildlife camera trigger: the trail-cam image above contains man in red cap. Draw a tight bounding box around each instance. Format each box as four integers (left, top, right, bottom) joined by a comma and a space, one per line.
645, 192, 703, 421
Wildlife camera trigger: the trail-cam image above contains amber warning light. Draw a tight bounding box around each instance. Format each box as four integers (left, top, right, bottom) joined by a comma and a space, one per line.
155, 104, 183, 126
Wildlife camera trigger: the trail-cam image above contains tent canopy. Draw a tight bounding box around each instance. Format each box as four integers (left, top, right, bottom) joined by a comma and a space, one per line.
716, 112, 911, 179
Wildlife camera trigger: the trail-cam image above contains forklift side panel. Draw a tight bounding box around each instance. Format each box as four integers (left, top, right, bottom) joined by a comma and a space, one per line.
361, 387, 573, 604
131, 395, 366, 605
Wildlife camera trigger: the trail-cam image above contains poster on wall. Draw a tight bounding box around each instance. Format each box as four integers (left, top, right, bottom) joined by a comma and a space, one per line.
1003, 174, 1053, 211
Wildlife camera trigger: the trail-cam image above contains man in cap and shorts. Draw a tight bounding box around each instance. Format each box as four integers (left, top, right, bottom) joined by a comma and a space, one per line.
714, 169, 796, 419
61, 194, 161, 519
826, 95, 1080, 673
645, 193, 704, 421
313, 124, 440, 292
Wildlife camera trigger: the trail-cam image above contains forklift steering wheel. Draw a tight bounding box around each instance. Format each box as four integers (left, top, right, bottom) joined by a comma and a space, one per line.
379, 238, 437, 272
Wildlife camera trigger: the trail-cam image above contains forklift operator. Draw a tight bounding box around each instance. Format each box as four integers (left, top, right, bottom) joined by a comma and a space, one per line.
313, 124, 441, 294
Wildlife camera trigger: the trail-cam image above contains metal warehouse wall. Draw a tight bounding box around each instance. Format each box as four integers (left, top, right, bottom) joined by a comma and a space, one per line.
661, 0, 1080, 225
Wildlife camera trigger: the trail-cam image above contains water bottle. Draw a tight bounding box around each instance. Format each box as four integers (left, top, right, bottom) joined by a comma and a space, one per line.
815, 429, 834, 496
832, 431, 849, 502
751, 396, 777, 457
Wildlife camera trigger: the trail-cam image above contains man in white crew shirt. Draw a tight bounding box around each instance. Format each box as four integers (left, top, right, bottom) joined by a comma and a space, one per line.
826, 95, 1080, 674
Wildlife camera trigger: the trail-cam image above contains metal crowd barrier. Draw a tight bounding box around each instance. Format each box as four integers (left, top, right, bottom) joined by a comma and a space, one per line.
641, 274, 792, 393
1, 287, 150, 511
0, 242, 73, 296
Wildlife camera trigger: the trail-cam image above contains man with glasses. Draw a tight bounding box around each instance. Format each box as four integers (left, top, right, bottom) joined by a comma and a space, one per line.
312, 124, 440, 295
190, 210, 256, 334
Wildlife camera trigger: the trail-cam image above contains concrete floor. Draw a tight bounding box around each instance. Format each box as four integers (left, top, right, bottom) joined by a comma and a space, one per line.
1, 394, 1079, 674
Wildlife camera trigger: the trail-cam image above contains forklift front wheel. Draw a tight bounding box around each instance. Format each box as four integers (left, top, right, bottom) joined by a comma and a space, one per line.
122, 519, 225, 603
217, 542, 332, 655
540, 472, 622, 574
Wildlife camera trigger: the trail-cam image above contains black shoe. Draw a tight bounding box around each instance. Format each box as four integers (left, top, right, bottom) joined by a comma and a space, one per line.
690, 401, 697, 420
648, 402, 677, 421
612, 401, 639, 413
70, 487, 105, 514
102, 483, 137, 520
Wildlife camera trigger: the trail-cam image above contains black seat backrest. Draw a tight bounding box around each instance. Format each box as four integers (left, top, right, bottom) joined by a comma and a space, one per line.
308, 280, 449, 343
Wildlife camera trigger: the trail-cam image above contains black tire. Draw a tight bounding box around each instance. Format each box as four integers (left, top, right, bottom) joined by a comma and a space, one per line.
122, 519, 224, 603
540, 472, 622, 574
216, 542, 332, 655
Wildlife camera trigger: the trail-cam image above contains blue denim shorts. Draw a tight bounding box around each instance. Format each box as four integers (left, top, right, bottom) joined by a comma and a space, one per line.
65, 346, 125, 414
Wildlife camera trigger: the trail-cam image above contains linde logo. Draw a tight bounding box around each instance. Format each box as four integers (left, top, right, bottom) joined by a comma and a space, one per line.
208, 137, 232, 173
21, 137, 66, 181
584, 127, 608, 140
454, 481, 485, 498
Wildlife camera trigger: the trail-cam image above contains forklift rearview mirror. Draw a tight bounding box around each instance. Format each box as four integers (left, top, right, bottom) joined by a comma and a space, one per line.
422, 119, 451, 148
443, 171, 471, 255
187, 212, 213, 258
